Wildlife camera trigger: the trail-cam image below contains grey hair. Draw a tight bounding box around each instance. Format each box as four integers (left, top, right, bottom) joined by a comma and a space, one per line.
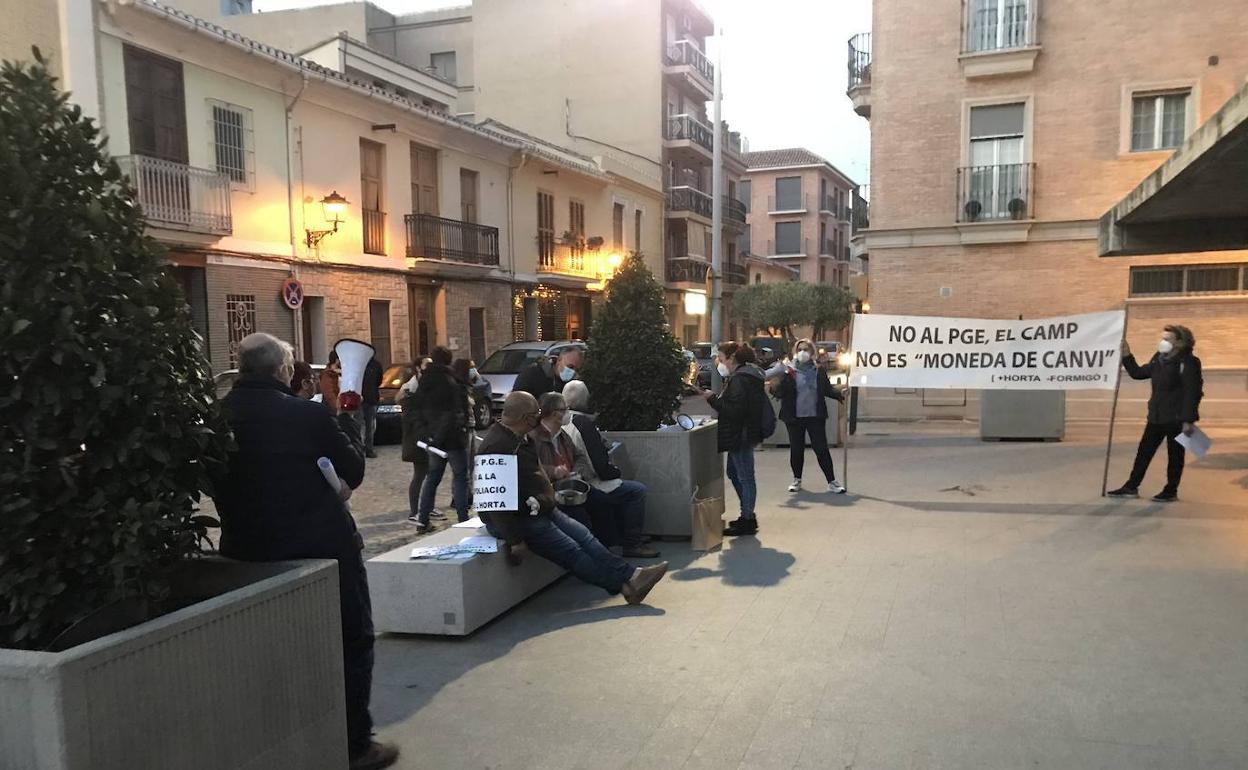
562, 379, 589, 411
237, 333, 294, 379
538, 392, 568, 416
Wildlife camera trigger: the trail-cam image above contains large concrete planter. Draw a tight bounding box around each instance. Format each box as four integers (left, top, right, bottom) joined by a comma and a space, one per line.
0, 559, 346, 770
604, 421, 725, 538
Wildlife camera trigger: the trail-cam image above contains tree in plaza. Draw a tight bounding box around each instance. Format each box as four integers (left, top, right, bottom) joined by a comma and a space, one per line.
580, 252, 687, 431
731, 281, 855, 343
0, 52, 232, 650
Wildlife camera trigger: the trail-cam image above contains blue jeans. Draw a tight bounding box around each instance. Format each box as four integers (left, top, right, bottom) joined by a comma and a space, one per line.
486, 510, 634, 594
586, 481, 647, 548
419, 449, 470, 524
726, 445, 757, 520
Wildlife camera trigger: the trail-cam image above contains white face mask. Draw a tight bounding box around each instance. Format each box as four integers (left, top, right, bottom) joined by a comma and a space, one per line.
716, 362, 731, 378
469, 368, 479, 379
559, 366, 576, 382
795, 350, 812, 364
1158, 339, 1174, 354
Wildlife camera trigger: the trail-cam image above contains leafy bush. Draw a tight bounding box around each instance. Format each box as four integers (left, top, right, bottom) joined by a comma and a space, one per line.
580, 253, 686, 431
0, 53, 232, 650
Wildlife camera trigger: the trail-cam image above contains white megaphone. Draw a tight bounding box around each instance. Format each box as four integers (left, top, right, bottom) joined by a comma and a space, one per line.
333, 338, 375, 412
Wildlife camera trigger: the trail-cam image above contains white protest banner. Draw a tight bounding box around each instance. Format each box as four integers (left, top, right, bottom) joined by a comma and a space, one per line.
848, 310, 1125, 390
472, 454, 518, 512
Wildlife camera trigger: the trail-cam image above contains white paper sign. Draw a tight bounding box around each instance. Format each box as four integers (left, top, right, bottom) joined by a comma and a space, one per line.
472, 454, 518, 512
848, 311, 1125, 390
1175, 427, 1212, 459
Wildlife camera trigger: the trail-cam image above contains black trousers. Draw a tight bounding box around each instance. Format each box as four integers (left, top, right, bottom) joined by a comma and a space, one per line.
786, 417, 836, 483
338, 545, 376, 756
1127, 421, 1185, 493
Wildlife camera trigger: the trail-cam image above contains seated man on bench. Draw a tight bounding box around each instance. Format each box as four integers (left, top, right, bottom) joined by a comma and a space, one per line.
477, 392, 668, 605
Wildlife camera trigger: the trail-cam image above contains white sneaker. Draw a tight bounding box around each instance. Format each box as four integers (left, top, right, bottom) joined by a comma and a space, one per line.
787, 478, 802, 492
828, 480, 846, 494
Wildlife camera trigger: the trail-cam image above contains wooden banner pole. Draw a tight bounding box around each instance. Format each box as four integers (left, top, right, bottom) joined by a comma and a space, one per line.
842, 313, 857, 491
1100, 305, 1131, 497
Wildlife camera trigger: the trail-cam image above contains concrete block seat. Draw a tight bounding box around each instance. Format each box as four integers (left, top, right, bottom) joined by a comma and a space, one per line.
367, 525, 566, 636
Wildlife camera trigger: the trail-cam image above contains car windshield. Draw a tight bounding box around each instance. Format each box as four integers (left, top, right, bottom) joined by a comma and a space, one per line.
381, 365, 412, 388
479, 349, 545, 375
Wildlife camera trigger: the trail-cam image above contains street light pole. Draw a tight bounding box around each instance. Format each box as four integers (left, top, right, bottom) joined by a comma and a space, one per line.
710, 26, 724, 357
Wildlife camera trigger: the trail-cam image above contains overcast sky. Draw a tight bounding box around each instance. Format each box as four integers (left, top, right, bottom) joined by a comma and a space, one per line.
255, 0, 872, 184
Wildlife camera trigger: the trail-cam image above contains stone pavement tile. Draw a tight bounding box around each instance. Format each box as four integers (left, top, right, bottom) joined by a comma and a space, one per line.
681, 705, 763, 769
736, 707, 814, 770
625, 706, 718, 769
816, 652, 972, 729
852, 721, 1028, 770
793, 718, 861, 769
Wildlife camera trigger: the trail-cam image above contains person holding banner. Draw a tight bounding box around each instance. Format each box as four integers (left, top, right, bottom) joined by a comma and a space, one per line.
477, 392, 669, 605
706, 342, 768, 536
766, 339, 847, 495
1108, 325, 1204, 502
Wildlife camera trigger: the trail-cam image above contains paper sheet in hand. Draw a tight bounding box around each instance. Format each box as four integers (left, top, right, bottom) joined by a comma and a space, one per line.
1175, 427, 1212, 459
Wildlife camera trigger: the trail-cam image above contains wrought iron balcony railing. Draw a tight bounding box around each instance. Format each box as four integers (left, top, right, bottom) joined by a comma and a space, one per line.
404, 213, 500, 265
117, 154, 232, 235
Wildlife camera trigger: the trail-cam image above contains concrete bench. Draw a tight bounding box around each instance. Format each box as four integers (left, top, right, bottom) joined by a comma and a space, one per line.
366, 524, 566, 636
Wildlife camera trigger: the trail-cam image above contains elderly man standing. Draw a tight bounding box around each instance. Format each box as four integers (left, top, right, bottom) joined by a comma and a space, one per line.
512, 345, 582, 401
214, 333, 398, 770
477, 392, 668, 604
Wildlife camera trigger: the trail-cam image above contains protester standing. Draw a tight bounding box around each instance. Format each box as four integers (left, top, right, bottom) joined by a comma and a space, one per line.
513, 346, 582, 400
1108, 325, 1204, 502
415, 347, 472, 526
400, 375, 432, 530
769, 339, 846, 494
214, 333, 398, 770
361, 354, 383, 459
289, 360, 317, 399
707, 342, 767, 536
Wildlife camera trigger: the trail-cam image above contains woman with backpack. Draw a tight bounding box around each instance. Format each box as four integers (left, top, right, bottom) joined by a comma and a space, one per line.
706, 342, 768, 536
768, 338, 847, 495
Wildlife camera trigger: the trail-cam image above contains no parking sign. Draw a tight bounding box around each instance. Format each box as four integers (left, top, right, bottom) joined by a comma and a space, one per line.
281, 277, 304, 310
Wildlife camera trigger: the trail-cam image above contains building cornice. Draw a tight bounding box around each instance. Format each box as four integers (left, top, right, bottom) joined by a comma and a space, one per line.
860, 219, 1099, 249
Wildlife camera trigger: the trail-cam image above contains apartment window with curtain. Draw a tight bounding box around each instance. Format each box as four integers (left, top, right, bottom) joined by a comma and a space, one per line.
612, 202, 625, 251
966, 0, 1031, 52
774, 177, 802, 211
359, 139, 386, 254
1131, 91, 1190, 152
775, 222, 801, 254
538, 191, 555, 268
208, 99, 253, 189
965, 102, 1026, 220
430, 51, 457, 83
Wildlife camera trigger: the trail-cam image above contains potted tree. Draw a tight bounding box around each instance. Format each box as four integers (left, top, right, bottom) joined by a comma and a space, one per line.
581, 253, 724, 537
0, 54, 347, 769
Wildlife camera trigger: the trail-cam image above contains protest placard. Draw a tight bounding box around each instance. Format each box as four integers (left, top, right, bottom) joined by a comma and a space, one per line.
472, 454, 518, 512
847, 311, 1125, 390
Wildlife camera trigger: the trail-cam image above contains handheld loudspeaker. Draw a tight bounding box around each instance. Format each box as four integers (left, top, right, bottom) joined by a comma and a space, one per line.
333, 338, 375, 412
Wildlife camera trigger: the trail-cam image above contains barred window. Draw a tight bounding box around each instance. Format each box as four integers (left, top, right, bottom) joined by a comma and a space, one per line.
1130, 264, 1245, 297
225, 294, 256, 367
208, 100, 253, 189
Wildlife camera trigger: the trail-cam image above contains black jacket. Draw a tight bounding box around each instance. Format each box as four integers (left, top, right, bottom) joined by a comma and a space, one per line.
400, 386, 429, 465
513, 359, 562, 401
215, 377, 365, 561
362, 358, 383, 406
415, 365, 470, 451
1123, 352, 1203, 425
775, 363, 844, 423
707, 364, 767, 452
570, 411, 622, 483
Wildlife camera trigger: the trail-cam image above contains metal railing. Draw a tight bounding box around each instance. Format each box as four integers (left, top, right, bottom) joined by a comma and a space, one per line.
666, 186, 714, 219
956, 163, 1035, 222
963, 0, 1038, 54
665, 113, 714, 152
362, 209, 386, 255
666, 256, 711, 284
767, 192, 812, 213
766, 237, 810, 257
848, 33, 872, 90
404, 214, 499, 265
664, 39, 714, 87
537, 242, 598, 278
117, 154, 232, 235
724, 262, 748, 285
724, 197, 747, 226
852, 186, 870, 233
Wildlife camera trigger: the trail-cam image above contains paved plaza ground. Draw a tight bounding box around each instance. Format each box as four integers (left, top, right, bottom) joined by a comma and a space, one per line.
339, 417, 1248, 769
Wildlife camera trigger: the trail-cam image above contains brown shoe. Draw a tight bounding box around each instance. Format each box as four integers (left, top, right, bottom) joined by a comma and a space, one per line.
623, 545, 661, 559
621, 561, 668, 605
350, 741, 400, 770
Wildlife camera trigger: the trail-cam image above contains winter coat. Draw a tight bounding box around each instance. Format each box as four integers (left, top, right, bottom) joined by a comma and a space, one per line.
775, 363, 844, 423
400, 386, 429, 465
1123, 351, 1204, 425
568, 410, 623, 491
215, 376, 365, 561
707, 363, 767, 452
476, 422, 558, 550
513, 358, 563, 401
362, 357, 383, 406
414, 364, 471, 451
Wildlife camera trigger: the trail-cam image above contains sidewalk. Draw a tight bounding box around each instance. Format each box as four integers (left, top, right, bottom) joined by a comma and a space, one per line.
368, 424, 1248, 769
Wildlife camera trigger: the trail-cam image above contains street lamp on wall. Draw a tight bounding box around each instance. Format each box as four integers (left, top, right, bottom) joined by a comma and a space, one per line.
304, 191, 349, 249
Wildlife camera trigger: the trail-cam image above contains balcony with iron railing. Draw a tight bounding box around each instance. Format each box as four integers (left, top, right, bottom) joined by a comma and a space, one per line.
956, 163, 1035, 223
665, 254, 749, 286
852, 185, 870, 234
960, 0, 1040, 77
666, 185, 714, 220
847, 33, 872, 119
664, 113, 714, 164
537, 237, 603, 279
117, 154, 232, 235
724, 196, 747, 229
404, 214, 499, 265
663, 39, 714, 97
